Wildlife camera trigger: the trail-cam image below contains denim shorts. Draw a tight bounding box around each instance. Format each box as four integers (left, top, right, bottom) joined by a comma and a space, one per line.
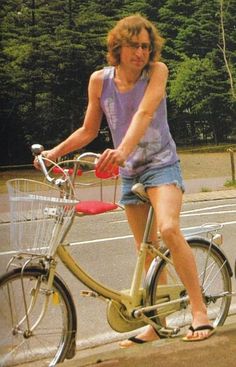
120, 161, 185, 206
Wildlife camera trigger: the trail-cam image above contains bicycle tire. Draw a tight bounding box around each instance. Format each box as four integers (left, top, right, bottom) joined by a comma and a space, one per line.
147, 238, 232, 334
0, 266, 77, 367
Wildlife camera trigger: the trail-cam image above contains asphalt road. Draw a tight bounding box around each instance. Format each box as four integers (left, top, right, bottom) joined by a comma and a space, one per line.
62, 197, 236, 347
1, 194, 236, 349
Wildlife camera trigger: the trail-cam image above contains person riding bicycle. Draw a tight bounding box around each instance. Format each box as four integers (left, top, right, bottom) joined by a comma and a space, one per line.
34, 14, 215, 346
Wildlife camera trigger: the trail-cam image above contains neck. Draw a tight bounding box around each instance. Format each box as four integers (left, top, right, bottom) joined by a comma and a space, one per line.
117, 65, 141, 82
115, 66, 142, 92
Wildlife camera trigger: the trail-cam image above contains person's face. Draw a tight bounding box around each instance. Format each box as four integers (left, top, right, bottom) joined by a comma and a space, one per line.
120, 28, 151, 71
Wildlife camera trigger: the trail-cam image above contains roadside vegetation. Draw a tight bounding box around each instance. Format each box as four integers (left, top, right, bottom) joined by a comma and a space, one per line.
1, 0, 235, 165
1, 145, 235, 194
177, 144, 236, 154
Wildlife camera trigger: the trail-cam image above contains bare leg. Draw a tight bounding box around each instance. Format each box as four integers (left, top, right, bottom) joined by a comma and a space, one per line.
119, 203, 160, 347
125, 203, 159, 271
120, 184, 212, 347
147, 184, 212, 340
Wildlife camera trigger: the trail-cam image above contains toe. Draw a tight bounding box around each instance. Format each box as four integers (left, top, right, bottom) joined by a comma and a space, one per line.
119, 339, 135, 348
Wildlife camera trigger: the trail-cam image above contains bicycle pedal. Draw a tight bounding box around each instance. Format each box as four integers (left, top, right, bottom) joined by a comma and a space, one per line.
80, 290, 98, 298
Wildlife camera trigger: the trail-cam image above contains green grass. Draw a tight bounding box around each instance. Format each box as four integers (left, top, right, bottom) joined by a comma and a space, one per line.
200, 187, 212, 193
224, 179, 236, 188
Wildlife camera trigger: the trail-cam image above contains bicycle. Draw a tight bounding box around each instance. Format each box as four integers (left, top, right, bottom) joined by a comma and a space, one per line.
0, 144, 235, 366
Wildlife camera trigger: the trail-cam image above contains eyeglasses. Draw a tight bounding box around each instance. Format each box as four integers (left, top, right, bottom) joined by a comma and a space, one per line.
124, 41, 152, 53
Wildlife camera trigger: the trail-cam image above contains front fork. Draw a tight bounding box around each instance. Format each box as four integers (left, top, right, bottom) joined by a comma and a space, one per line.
9, 257, 57, 337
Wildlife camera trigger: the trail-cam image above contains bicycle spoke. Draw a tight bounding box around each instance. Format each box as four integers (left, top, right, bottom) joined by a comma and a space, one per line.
0, 268, 75, 367
149, 240, 232, 334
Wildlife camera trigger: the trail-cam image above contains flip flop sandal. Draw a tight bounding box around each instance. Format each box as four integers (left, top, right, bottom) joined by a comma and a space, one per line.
119, 327, 164, 348
182, 324, 215, 342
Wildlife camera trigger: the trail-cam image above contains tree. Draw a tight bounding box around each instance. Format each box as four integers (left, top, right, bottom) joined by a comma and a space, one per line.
170, 56, 233, 144
1, 0, 235, 164
156, 0, 235, 145
1, 1, 88, 163
219, 0, 236, 100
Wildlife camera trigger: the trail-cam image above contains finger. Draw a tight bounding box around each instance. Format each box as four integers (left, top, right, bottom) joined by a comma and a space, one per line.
96, 158, 110, 172
96, 150, 112, 170
33, 157, 40, 170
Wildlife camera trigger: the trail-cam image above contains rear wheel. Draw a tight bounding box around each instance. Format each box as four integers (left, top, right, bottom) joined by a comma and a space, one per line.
149, 239, 232, 335
0, 267, 76, 367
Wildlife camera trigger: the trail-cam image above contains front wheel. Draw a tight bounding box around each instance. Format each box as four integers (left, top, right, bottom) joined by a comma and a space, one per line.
0, 267, 77, 367
147, 238, 232, 335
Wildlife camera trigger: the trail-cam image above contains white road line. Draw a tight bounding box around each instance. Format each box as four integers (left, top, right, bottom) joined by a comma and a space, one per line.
181, 210, 236, 217
70, 234, 133, 246
112, 210, 236, 223
0, 235, 134, 256
183, 221, 236, 229
182, 203, 236, 214
0, 249, 16, 256
1, 221, 236, 256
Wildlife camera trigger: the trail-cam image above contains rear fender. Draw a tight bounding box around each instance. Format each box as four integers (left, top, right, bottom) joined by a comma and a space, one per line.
144, 236, 233, 306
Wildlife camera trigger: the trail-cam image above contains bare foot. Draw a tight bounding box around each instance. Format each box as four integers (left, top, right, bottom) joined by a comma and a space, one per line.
119, 326, 159, 348
184, 312, 214, 341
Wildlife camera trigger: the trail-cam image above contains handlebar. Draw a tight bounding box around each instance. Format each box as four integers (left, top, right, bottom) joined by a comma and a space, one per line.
31, 144, 78, 186
31, 144, 56, 183
31, 144, 118, 187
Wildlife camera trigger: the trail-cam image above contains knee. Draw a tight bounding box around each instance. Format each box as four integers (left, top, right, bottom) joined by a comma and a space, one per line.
159, 222, 181, 248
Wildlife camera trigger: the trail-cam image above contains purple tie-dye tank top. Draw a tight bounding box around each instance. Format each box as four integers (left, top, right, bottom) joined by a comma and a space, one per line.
100, 66, 178, 177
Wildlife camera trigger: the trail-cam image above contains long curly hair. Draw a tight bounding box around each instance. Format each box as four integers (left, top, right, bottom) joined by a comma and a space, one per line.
106, 14, 165, 68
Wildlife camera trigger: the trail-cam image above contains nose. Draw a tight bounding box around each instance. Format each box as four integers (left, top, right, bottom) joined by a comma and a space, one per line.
135, 46, 144, 56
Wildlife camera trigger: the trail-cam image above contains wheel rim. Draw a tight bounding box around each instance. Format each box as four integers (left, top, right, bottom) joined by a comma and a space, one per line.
0, 268, 72, 367
150, 242, 232, 334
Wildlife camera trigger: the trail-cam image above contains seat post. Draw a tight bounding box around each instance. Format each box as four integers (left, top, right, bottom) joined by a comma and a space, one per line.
143, 206, 155, 243
129, 206, 155, 302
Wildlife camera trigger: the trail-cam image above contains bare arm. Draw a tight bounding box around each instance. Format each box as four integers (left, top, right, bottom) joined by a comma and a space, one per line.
97, 62, 168, 169
119, 62, 168, 157
34, 70, 104, 164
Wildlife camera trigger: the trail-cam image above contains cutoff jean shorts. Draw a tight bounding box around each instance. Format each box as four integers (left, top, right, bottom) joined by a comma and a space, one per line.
119, 161, 185, 206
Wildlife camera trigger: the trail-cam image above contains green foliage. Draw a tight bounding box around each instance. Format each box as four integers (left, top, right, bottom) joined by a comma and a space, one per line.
0, 0, 236, 164
224, 179, 236, 188
170, 57, 212, 112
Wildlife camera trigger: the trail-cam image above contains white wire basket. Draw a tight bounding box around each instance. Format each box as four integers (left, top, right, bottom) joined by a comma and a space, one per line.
7, 179, 78, 256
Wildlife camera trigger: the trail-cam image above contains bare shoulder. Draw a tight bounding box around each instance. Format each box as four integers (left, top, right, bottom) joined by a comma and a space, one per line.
90, 69, 104, 82
89, 69, 104, 97
149, 61, 169, 77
